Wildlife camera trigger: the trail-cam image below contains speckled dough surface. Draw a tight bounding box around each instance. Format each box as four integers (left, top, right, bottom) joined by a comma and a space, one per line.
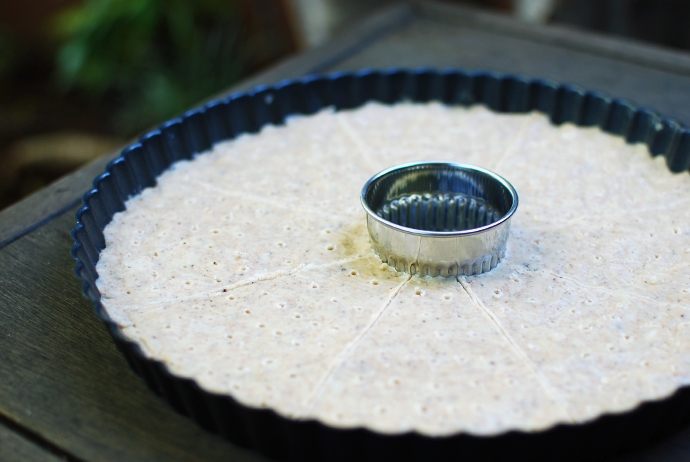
96, 103, 690, 436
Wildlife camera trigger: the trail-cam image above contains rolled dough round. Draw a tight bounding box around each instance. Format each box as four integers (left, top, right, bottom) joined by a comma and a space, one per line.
96, 102, 690, 436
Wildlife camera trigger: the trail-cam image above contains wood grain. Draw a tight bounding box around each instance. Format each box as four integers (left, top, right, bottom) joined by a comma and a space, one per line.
0, 420, 65, 462
0, 153, 117, 250
0, 210, 267, 462
329, 14, 690, 127
415, 1, 690, 79
3, 2, 690, 460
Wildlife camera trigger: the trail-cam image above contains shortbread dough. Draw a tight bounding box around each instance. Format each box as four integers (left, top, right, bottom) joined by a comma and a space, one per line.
96, 103, 690, 436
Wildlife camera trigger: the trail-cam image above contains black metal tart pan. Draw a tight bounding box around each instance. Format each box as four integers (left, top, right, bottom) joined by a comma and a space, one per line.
71, 68, 690, 462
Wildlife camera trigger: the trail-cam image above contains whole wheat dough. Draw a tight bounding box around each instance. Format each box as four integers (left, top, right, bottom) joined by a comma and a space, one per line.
96, 103, 690, 436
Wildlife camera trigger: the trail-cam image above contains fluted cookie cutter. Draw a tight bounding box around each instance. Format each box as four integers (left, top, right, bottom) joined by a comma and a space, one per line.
361, 162, 518, 277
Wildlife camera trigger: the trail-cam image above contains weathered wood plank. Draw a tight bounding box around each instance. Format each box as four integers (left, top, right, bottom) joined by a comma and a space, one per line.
3, 2, 690, 460
0, 419, 65, 462
0, 210, 267, 462
0, 2, 416, 251
415, 1, 690, 78
0, 154, 119, 249
328, 16, 690, 127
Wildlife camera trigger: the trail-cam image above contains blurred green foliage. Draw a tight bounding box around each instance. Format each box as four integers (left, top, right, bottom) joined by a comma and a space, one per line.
54, 0, 249, 134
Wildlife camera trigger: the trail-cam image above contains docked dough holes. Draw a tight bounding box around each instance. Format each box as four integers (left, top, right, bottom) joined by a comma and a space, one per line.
97, 103, 690, 435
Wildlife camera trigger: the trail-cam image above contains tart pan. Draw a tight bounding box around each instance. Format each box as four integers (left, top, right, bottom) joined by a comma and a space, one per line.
71, 68, 690, 461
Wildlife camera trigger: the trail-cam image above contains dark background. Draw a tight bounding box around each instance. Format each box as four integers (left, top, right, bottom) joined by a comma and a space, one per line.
1, 0, 689, 211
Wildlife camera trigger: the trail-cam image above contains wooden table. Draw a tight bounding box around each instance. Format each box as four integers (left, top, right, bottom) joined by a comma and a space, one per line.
3, 2, 690, 460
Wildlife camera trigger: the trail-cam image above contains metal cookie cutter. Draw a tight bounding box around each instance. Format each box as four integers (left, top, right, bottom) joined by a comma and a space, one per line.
360, 162, 518, 277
